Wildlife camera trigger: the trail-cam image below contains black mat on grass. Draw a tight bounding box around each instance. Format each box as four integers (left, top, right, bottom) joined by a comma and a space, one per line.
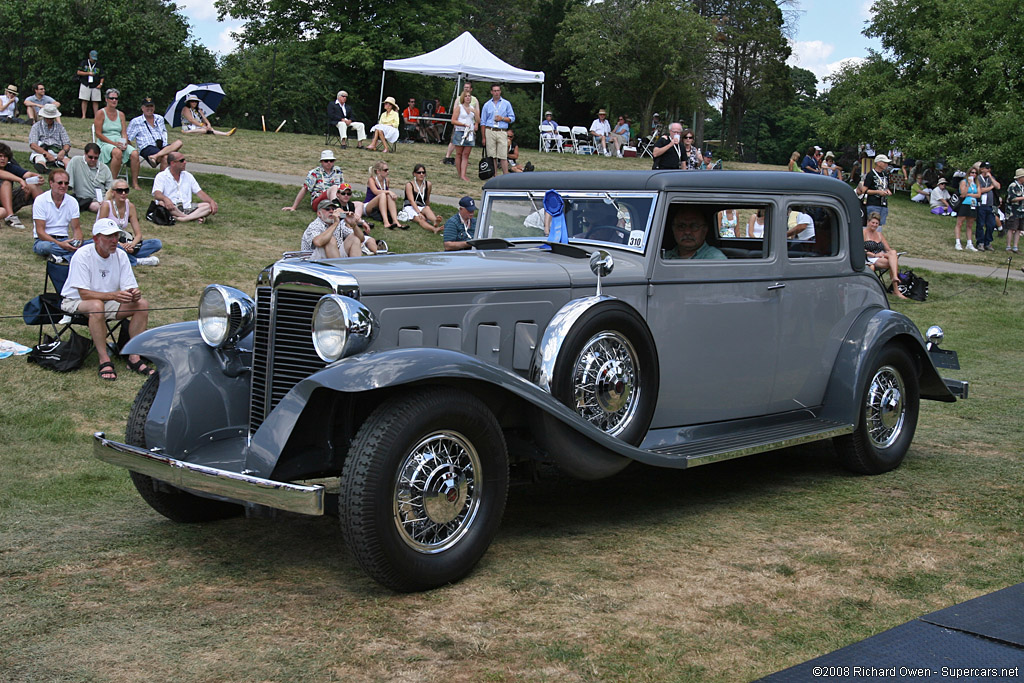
921, 582, 1024, 647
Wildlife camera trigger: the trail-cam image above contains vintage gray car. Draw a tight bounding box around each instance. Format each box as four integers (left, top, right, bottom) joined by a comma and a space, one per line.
94, 170, 964, 592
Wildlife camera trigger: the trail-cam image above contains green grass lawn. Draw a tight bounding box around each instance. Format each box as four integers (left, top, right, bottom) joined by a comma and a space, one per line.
1, 129, 1022, 682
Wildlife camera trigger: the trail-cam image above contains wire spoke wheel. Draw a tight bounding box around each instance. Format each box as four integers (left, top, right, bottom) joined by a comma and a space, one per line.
865, 365, 906, 449
571, 330, 639, 436
394, 431, 482, 553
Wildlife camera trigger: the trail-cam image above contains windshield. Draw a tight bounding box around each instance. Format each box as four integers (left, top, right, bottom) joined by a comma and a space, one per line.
478, 191, 658, 253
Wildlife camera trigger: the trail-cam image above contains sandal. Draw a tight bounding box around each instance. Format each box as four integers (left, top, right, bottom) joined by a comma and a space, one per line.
126, 357, 155, 376
396, 223, 409, 230
98, 361, 117, 381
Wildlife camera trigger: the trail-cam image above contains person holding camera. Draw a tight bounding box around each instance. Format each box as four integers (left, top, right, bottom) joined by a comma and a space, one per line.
301, 197, 361, 259
127, 96, 184, 178
31, 169, 84, 262
858, 154, 894, 226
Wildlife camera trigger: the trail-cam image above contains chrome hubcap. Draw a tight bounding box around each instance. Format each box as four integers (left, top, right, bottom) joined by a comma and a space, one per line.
866, 365, 905, 449
572, 331, 639, 435
394, 431, 481, 553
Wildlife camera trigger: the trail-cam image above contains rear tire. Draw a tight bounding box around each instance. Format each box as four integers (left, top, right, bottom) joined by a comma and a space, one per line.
126, 374, 242, 523
834, 346, 919, 474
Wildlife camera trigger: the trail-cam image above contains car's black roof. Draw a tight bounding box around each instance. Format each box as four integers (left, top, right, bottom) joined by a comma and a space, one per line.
486, 169, 853, 195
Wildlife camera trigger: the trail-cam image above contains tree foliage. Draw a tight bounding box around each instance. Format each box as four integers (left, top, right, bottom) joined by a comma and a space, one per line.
557, 0, 714, 135
0, 0, 216, 112
822, 0, 1024, 176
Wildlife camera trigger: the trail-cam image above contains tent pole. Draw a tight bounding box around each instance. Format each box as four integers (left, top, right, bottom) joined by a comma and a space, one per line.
538, 83, 545, 152
378, 69, 386, 120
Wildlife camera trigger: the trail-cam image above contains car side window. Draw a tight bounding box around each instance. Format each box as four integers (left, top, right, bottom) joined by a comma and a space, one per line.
660, 203, 770, 260
786, 204, 840, 258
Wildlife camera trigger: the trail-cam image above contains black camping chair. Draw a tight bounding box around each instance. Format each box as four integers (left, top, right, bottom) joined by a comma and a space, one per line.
25, 256, 129, 357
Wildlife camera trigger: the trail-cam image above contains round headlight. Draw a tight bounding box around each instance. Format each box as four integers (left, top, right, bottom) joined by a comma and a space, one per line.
312, 295, 377, 362
198, 285, 255, 348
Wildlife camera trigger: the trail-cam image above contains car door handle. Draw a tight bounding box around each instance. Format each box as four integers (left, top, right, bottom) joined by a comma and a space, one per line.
767, 282, 786, 290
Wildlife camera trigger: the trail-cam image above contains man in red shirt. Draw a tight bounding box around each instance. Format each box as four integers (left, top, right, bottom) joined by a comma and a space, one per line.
401, 98, 422, 143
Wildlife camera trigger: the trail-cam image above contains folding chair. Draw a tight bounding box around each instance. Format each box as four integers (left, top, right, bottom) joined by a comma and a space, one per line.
324, 114, 340, 146
570, 126, 594, 155
92, 126, 157, 185
539, 125, 562, 152
556, 126, 575, 154
33, 256, 129, 356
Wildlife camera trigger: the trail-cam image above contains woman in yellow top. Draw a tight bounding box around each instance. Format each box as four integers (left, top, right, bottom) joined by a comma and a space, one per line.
369, 96, 400, 152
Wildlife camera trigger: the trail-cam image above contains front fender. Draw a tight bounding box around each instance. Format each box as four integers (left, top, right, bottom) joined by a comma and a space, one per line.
245, 347, 650, 476
124, 322, 252, 457
820, 308, 954, 424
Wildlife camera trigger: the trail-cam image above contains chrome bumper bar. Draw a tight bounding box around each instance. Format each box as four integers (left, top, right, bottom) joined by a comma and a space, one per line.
93, 432, 325, 516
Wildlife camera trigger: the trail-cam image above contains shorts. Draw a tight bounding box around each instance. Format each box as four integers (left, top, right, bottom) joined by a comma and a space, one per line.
453, 129, 474, 147
10, 183, 32, 212
485, 127, 508, 160
957, 203, 977, 218
175, 204, 198, 214
79, 84, 102, 102
74, 195, 94, 211
1005, 216, 1023, 231
61, 297, 121, 320
138, 144, 163, 158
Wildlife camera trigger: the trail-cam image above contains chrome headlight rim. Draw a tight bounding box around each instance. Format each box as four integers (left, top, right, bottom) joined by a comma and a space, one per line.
198, 284, 255, 348
312, 294, 377, 363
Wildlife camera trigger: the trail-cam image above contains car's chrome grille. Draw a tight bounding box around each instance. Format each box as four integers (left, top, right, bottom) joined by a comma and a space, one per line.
249, 286, 328, 433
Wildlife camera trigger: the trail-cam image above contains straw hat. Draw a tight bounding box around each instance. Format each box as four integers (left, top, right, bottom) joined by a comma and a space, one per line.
383, 96, 397, 106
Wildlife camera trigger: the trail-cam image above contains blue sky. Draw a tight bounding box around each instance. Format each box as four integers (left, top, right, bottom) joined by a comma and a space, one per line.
179, 0, 881, 90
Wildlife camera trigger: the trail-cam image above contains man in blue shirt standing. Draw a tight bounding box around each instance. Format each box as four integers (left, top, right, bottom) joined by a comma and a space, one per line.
480, 84, 515, 175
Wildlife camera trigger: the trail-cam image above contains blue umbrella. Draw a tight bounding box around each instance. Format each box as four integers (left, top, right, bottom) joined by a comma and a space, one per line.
163, 83, 226, 128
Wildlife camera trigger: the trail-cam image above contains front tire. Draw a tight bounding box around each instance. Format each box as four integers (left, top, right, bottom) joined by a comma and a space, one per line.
126, 373, 242, 522
340, 387, 509, 592
834, 346, 920, 474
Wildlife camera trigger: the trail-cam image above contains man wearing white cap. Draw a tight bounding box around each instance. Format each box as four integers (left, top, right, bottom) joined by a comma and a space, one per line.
28, 104, 71, 171
858, 154, 893, 225
282, 149, 345, 211
60, 217, 151, 380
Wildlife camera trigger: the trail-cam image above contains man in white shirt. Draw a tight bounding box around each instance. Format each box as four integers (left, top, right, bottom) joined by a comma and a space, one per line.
589, 109, 618, 158
60, 218, 152, 380
786, 210, 815, 241
32, 169, 84, 262
152, 152, 217, 223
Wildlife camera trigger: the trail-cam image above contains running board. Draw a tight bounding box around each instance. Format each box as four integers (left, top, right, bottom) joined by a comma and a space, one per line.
646, 418, 853, 468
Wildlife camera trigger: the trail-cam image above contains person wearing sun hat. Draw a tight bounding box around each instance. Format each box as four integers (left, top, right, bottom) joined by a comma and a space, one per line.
929, 177, 953, 216
28, 104, 71, 171
60, 217, 153, 381
369, 96, 401, 152
0, 84, 23, 123
1002, 168, 1024, 254
589, 109, 617, 157
283, 149, 345, 211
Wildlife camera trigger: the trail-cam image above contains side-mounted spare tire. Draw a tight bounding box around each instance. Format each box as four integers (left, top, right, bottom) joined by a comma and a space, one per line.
537, 300, 659, 480
126, 373, 243, 523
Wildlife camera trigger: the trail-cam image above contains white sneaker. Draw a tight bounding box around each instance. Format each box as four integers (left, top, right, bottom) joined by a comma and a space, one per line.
136, 256, 160, 266
5, 214, 24, 229
966, 242, 978, 252
375, 239, 388, 254
955, 242, 963, 251
604, 150, 611, 157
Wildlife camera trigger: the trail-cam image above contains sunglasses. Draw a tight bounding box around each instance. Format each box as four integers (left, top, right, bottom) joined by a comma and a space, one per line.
114, 187, 129, 194
684, 135, 694, 139
414, 170, 426, 174
85, 154, 98, 160
381, 168, 390, 172
51, 180, 69, 186
107, 96, 118, 101
340, 191, 352, 195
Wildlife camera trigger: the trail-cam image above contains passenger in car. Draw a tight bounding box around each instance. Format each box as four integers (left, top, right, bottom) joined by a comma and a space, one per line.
786, 209, 815, 240
664, 206, 726, 260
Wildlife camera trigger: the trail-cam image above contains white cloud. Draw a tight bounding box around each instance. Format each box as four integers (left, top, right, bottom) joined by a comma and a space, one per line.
787, 40, 835, 82
212, 24, 241, 55
860, 0, 875, 20
177, 0, 219, 22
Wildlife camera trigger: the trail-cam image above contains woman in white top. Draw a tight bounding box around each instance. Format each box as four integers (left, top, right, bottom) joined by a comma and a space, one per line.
747, 208, 764, 238
450, 92, 478, 182
181, 95, 235, 136
97, 179, 163, 266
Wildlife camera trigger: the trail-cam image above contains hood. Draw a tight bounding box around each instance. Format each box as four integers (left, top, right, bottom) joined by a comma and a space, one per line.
315, 248, 578, 296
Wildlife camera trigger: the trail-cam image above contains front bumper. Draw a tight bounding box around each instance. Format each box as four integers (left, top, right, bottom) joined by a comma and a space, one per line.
93, 432, 325, 516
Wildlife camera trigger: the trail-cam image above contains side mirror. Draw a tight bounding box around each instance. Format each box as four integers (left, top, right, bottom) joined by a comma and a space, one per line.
589, 250, 614, 296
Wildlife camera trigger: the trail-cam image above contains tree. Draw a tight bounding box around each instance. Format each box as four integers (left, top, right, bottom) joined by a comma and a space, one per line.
0, 0, 215, 113
823, 0, 1024, 176
558, 0, 714, 136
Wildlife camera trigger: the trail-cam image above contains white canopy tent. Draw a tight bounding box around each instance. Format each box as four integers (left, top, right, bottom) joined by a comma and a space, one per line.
380, 32, 546, 149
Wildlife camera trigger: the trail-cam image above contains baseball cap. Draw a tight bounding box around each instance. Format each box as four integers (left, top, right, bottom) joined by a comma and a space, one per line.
979, 161, 991, 168
320, 149, 336, 161
92, 218, 123, 236
89, 50, 98, 59
140, 96, 155, 106
874, 154, 892, 164
459, 196, 477, 213
316, 198, 341, 212
813, 145, 822, 151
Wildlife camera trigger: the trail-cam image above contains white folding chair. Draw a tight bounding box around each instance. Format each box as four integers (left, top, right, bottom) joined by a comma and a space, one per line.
539, 124, 562, 153
570, 126, 593, 155
557, 126, 575, 154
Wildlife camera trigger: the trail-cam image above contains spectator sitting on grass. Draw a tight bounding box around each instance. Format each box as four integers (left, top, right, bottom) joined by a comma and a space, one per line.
0, 142, 43, 229
151, 152, 217, 223
929, 178, 953, 216
31, 169, 83, 262
27, 104, 71, 172
67, 143, 113, 213
301, 198, 361, 259
283, 149, 344, 212
910, 175, 931, 203
98, 179, 162, 266
24, 83, 60, 124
